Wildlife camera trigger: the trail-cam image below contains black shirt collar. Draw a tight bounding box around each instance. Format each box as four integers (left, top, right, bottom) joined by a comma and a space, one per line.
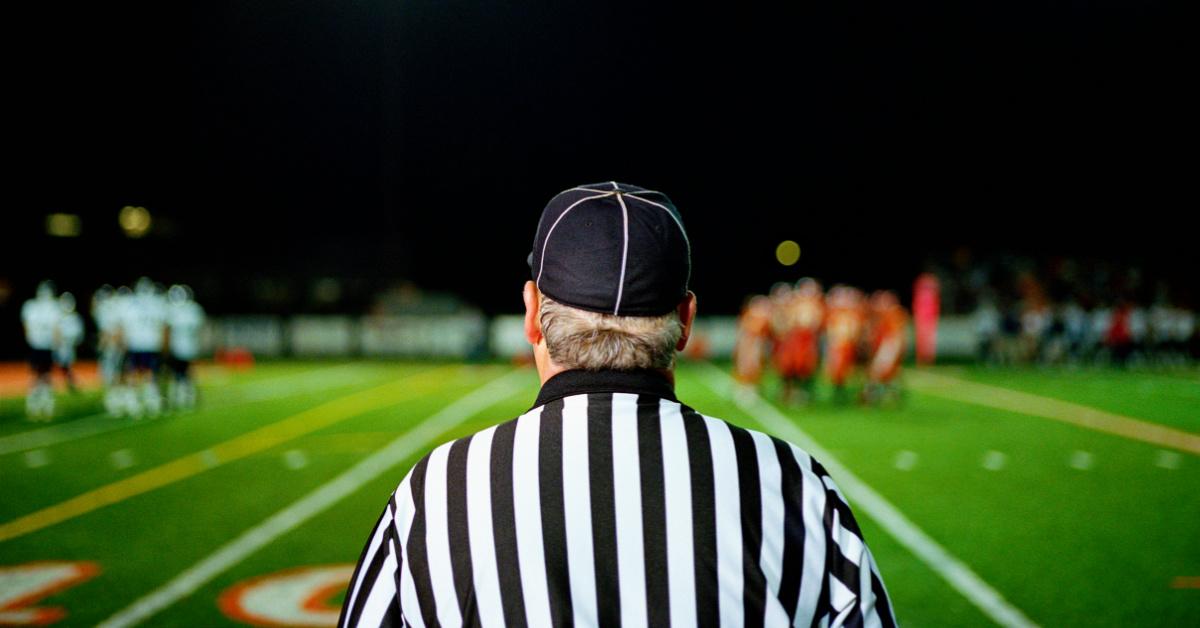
532, 369, 677, 409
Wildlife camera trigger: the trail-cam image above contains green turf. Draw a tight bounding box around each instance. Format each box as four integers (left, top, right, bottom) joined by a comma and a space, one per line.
677, 366, 1199, 627
1, 361, 1196, 627
949, 365, 1200, 434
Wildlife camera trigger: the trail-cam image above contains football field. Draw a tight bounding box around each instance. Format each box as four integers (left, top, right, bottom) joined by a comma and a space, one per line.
1, 361, 1196, 627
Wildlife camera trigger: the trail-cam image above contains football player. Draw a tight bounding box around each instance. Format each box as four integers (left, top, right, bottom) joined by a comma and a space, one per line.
166, 284, 205, 410
21, 281, 61, 420
120, 278, 169, 417
732, 295, 773, 402
862, 290, 907, 405
823, 285, 865, 402
53, 292, 84, 392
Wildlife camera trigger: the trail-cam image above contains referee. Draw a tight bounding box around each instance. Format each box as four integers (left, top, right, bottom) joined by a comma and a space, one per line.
340, 182, 895, 627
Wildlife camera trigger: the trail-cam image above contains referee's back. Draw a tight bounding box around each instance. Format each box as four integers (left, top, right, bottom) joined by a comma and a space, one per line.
340, 182, 895, 627
339, 370, 894, 628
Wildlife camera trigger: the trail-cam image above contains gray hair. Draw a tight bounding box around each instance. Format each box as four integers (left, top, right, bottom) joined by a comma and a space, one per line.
540, 295, 683, 371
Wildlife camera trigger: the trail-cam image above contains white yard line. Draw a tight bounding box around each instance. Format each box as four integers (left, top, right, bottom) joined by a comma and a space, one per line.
906, 369, 1200, 456
0, 363, 376, 457
97, 368, 531, 628
696, 362, 1038, 628
225, 363, 375, 402
0, 417, 134, 457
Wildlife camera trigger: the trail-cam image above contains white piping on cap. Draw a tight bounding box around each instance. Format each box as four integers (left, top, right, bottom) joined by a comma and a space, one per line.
622, 193, 691, 249
611, 181, 631, 315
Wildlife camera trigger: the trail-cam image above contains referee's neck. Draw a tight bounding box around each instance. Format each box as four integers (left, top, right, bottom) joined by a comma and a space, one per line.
535, 359, 675, 389
531, 367, 679, 410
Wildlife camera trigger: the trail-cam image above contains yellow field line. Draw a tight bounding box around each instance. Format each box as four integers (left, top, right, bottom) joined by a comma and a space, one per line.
0, 365, 460, 543
906, 369, 1200, 456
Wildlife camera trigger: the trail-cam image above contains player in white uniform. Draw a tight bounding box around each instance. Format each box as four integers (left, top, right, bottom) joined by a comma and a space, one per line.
103, 286, 137, 416
54, 292, 85, 392
120, 278, 169, 417
91, 285, 121, 390
21, 281, 61, 420
166, 284, 205, 410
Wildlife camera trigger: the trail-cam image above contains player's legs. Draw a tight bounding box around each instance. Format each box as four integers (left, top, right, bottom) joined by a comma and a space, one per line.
794, 334, 819, 404
168, 356, 196, 410
864, 337, 902, 405
55, 349, 77, 392
138, 352, 164, 417
26, 350, 55, 420
826, 342, 855, 403
119, 352, 148, 419
732, 337, 765, 405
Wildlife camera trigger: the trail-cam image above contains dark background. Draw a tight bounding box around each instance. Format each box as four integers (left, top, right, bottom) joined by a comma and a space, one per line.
3, 0, 1193, 320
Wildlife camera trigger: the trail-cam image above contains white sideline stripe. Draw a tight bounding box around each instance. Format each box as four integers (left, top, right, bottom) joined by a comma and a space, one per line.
0, 364, 371, 457
0, 415, 137, 456
906, 369, 1200, 456
97, 369, 531, 628
696, 362, 1038, 628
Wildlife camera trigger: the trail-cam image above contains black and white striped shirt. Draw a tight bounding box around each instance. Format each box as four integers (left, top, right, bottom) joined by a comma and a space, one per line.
340, 370, 895, 628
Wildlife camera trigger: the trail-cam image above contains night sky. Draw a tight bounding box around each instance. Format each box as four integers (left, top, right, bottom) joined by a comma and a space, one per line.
4, 0, 1192, 317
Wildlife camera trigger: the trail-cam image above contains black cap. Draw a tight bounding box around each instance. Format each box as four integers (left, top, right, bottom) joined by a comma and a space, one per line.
529, 182, 691, 316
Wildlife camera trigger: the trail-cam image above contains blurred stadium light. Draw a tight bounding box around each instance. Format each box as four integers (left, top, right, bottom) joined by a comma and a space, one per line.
45, 214, 82, 238
775, 240, 801, 266
118, 206, 151, 238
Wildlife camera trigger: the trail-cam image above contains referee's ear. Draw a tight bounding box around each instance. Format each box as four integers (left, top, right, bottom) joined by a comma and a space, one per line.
676, 291, 698, 351
523, 281, 544, 347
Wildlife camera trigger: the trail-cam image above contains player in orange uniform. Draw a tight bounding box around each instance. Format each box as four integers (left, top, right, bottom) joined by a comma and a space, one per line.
733, 295, 774, 400
773, 278, 824, 404
823, 285, 866, 401
863, 290, 908, 404
767, 283, 798, 403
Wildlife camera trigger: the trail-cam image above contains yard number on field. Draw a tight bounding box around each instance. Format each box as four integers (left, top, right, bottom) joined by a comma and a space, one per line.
0, 562, 99, 625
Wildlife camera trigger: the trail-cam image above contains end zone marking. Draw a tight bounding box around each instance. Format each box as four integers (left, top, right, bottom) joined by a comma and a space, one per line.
97, 368, 530, 628
698, 362, 1038, 628
906, 370, 1200, 456
0, 366, 460, 543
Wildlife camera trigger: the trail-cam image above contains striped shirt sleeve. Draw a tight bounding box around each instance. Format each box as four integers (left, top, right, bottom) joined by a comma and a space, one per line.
339, 472, 416, 628
803, 453, 897, 628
